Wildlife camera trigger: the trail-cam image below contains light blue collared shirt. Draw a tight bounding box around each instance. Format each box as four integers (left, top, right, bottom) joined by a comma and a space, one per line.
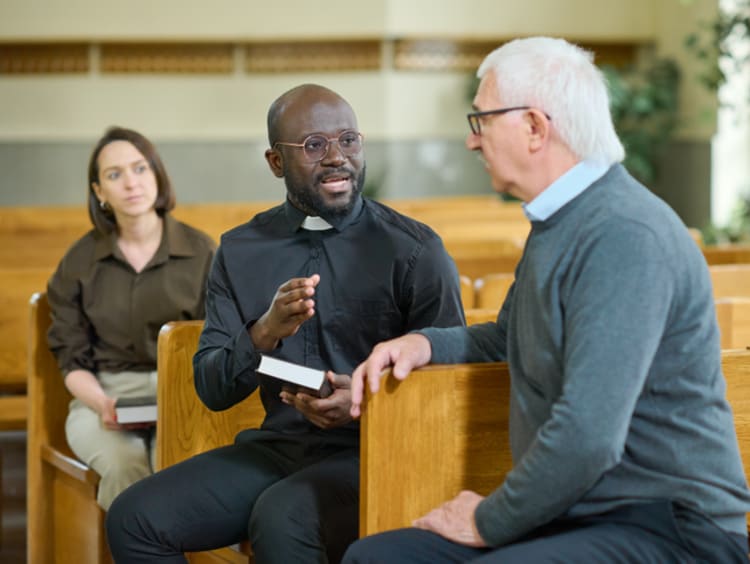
523, 161, 609, 222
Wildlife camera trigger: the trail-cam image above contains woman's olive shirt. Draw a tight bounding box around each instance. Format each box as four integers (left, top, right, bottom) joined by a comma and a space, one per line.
47, 214, 216, 377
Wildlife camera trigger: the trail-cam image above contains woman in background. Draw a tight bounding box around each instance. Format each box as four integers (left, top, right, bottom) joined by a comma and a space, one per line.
47, 126, 216, 509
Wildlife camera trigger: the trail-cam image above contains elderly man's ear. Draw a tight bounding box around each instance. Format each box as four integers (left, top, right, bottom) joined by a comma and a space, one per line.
265, 148, 285, 178
525, 110, 551, 153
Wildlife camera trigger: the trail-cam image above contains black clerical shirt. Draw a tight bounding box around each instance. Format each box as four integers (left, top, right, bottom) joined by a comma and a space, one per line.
193, 196, 465, 437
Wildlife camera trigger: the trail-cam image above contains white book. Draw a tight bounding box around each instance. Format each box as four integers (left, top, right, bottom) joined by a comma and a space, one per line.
115, 395, 157, 425
257, 355, 333, 398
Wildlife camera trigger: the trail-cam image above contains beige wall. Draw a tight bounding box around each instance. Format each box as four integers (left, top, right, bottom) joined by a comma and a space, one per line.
1, 0, 655, 41
0, 0, 387, 40
0, 0, 719, 227
386, 0, 654, 40
0, 0, 717, 141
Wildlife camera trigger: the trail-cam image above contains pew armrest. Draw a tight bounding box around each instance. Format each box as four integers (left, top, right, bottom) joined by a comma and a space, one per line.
40, 443, 100, 487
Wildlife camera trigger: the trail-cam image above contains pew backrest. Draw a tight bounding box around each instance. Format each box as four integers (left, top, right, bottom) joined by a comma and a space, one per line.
716, 298, 750, 349
459, 275, 475, 310
474, 272, 515, 311
710, 264, 750, 299
1, 268, 53, 391
155, 309, 499, 472
360, 362, 512, 536
359, 349, 750, 536
155, 321, 266, 471
703, 245, 750, 266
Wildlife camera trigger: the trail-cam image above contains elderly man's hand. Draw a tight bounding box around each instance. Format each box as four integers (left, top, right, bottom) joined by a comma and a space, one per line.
349, 333, 432, 418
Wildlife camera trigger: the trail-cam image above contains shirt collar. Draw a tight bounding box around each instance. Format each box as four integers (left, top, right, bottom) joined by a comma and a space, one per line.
284, 194, 364, 233
301, 216, 334, 230
92, 214, 194, 264
523, 160, 609, 221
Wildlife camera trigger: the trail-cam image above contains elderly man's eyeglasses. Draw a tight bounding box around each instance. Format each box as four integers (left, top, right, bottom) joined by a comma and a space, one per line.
466, 106, 551, 135
273, 130, 364, 163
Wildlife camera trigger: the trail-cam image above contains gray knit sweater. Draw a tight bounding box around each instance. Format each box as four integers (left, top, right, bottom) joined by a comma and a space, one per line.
422, 164, 750, 546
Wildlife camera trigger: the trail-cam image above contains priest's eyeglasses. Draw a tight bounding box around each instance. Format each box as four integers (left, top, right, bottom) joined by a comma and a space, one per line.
274, 130, 364, 163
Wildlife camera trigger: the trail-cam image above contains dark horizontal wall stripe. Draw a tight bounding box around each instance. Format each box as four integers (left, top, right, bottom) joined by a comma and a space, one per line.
0, 43, 89, 74
100, 43, 235, 74
245, 40, 382, 72
0, 39, 640, 75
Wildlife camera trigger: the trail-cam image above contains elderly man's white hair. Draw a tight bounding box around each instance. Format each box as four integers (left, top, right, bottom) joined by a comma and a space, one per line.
477, 37, 625, 167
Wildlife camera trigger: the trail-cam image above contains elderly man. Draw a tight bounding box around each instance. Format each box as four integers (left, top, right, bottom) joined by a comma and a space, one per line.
346, 37, 750, 563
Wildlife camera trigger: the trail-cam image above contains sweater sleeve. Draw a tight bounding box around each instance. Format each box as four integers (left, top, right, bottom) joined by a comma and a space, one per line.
419, 282, 513, 363
474, 221, 674, 546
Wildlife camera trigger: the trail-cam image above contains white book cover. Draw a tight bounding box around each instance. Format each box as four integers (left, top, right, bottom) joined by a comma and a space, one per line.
257, 355, 333, 398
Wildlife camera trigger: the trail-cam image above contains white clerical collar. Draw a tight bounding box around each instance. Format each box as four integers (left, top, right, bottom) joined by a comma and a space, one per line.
301, 216, 333, 231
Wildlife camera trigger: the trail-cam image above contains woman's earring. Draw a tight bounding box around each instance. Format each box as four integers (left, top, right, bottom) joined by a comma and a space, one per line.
99, 200, 109, 211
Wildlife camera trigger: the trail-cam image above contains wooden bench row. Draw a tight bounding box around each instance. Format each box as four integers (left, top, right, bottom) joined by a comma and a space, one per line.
0, 270, 484, 432
0, 198, 527, 263
24, 294, 496, 564
7, 262, 750, 431
26, 294, 750, 563
0, 199, 733, 282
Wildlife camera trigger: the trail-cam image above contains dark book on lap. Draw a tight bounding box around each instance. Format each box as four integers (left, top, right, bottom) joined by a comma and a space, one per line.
115, 395, 157, 424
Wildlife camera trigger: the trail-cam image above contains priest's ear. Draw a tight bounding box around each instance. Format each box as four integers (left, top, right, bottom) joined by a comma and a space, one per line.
265, 148, 285, 178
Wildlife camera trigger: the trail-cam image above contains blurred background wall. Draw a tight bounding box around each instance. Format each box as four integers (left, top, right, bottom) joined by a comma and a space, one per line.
0, 0, 718, 228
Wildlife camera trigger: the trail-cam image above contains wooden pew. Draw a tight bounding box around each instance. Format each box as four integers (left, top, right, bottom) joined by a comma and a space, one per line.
156, 321, 266, 471
156, 309, 499, 473
445, 239, 524, 281
472, 270, 750, 350
703, 244, 750, 266
710, 264, 750, 299
0, 203, 274, 270
464, 308, 499, 326
0, 198, 527, 271
156, 321, 262, 564
474, 272, 515, 311
0, 206, 90, 268
27, 292, 111, 564
459, 275, 475, 310
0, 196, 526, 426
155, 309, 497, 563
717, 298, 750, 349
0, 200, 530, 282
382, 195, 525, 222
0, 268, 52, 430
359, 349, 750, 536
7, 202, 750, 284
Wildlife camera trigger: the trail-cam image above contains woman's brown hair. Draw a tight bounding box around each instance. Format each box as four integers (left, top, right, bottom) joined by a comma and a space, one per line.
87, 126, 176, 233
